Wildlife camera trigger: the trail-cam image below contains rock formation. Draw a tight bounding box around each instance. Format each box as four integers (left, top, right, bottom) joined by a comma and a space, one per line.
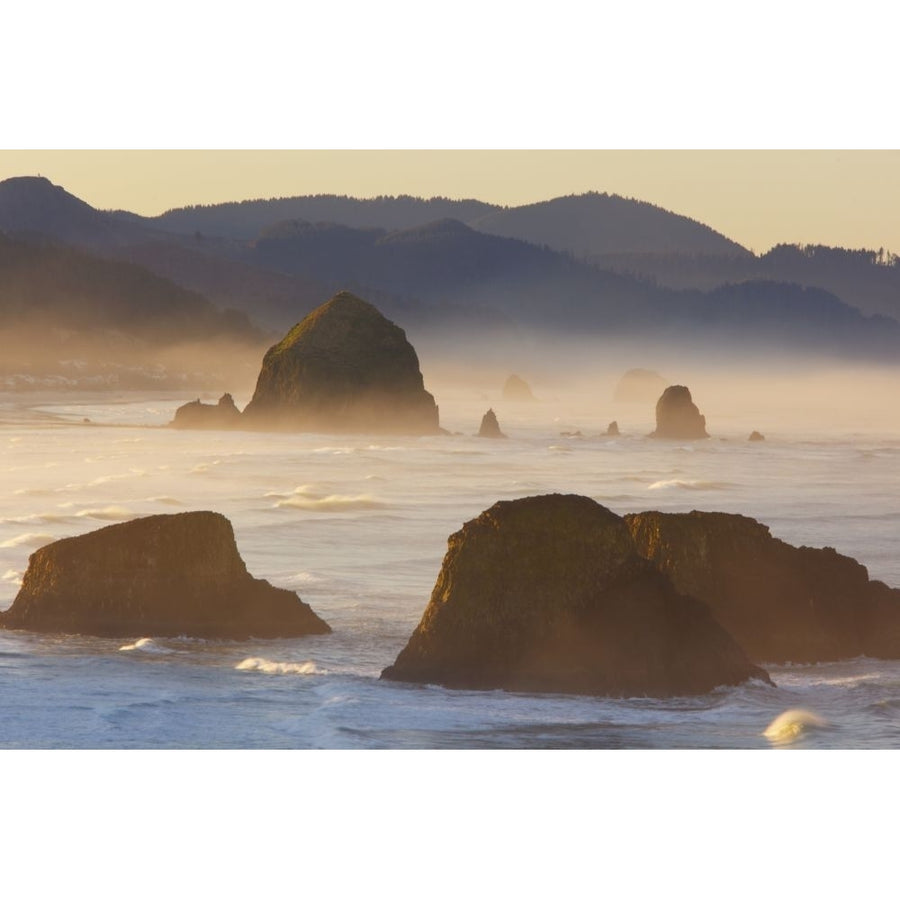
242, 291, 441, 434
381, 494, 769, 697
477, 408, 506, 438
613, 368, 668, 403
748, 430, 765, 442
606, 420, 620, 436
0, 512, 331, 639
172, 393, 243, 429
502, 374, 535, 402
626, 510, 900, 663
650, 385, 709, 439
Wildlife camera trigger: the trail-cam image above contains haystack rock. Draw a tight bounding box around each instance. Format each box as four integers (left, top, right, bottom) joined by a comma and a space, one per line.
477, 408, 506, 438
502, 374, 535, 402
0, 512, 331, 639
242, 291, 441, 434
172, 393, 243, 429
626, 510, 900, 663
748, 430, 765, 442
381, 494, 769, 697
650, 385, 708, 439
613, 368, 668, 403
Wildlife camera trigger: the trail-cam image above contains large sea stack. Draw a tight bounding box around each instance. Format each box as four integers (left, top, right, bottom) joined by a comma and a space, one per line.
650, 385, 709, 439
626, 510, 900, 663
242, 291, 440, 433
0, 512, 331, 639
477, 408, 506, 438
381, 494, 769, 697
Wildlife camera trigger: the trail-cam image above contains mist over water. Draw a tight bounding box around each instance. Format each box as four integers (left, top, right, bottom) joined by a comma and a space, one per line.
1, 354, 899, 748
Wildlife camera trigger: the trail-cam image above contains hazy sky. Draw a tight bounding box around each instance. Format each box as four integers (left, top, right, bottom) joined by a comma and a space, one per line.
0, 150, 897, 255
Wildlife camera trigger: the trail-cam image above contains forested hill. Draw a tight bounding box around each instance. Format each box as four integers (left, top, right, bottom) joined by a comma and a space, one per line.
468, 192, 750, 258
118, 195, 497, 241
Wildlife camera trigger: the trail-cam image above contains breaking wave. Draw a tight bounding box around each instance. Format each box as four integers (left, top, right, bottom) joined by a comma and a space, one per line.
647, 479, 733, 491
272, 486, 385, 512
119, 637, 172, 653
236, 657, 324, 675
763, 708, 828, 744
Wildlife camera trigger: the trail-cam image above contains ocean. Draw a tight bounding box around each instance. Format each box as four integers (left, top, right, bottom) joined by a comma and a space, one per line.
2, 375, 900, 751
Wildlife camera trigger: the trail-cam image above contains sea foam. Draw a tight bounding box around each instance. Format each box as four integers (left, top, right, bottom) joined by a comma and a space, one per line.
236, 657, 323, 675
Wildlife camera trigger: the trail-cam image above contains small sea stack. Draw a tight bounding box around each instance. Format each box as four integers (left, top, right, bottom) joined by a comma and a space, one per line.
613, 368, 668, 404
241, 291, 441, 434
606, 420, 620, 436
381, 494, 769, 697
748, 430, 765, 442
0, 512, 331, 639
172, 393, 243, 429
650, 385, 709, 440
502, 374, 535, 402
626, 510, 900, 664
477, 408, 506, 438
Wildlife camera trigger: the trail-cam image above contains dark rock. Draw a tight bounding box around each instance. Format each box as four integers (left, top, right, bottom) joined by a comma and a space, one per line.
650, 385, 708, 439
502, 374, 535, 402
613, 368, 668, 403
172, 393, 243, 430
242, 291, 440, 434
477, 408, 506, 438
626, 510, 900, 663
381, 494, 769, 697
606, 420, 620, 436
748, 430, 765, 441
0, 512, 331, 639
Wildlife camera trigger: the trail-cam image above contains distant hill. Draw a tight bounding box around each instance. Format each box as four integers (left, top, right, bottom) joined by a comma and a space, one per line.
2, 176, 899, 367
470, 192, 751, 259
593, 243, 900, 321
0, 176, 159, 248
122, 195, 497, 241
0, 233, 265, 388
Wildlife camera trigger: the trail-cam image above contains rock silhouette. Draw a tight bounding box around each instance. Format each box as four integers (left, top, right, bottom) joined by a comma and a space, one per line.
477, 408, 506, 438
382, 494, 769, 697
242, 291, 440, 433
626, 510, 900, 663
748, 430, 765, 441
650, 385, 708, 439
0, 512, 331, 639
172, 393, 243, 429
502, 374, 535, 401
606, 420, 620, 436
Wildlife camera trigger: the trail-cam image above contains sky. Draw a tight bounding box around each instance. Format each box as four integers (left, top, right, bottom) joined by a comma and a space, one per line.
0, 149, 897, 255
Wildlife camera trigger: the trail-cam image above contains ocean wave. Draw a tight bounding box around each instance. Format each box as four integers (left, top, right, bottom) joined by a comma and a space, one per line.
236, 657, 324, 675
647, 479, 733, 491
763, 708, 828, 744
0, 532, 56, 549
273, 486, 385, 512
119, 637, 172, 654
75, 506, 137, 522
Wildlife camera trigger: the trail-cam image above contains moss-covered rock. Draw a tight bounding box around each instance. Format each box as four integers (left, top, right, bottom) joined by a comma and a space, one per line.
242, 291, 440, 433
626, 510, 900, 663
382, 494, 769, 697
0, 512, 331, 639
